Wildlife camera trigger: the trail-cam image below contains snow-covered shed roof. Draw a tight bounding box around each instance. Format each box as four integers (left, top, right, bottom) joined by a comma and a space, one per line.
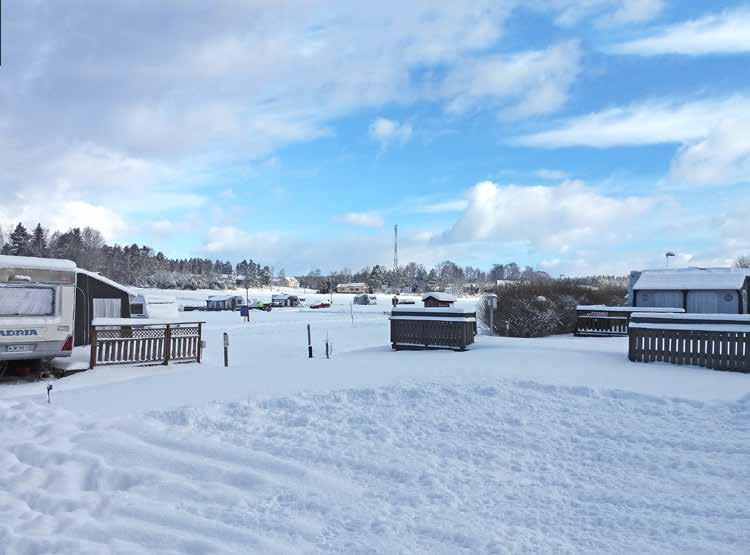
633, 269, 750, 291
208, 295, 233, 301
0, 255, 76, 272
422, 292, 457, 302
76, 268, 135, 296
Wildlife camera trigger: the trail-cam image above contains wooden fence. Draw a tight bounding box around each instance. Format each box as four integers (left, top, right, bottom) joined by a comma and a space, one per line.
90, 321, 204, 368
628, 314, 750, 373
575, 306, 684, 337
390, 310, 476, 351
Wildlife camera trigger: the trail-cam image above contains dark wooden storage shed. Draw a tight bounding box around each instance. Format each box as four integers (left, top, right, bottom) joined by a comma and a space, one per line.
75, 269, 133, 346
422, 292, 457, 308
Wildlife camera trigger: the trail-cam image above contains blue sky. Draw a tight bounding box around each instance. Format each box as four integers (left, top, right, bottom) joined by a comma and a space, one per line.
2, 1, 750, 275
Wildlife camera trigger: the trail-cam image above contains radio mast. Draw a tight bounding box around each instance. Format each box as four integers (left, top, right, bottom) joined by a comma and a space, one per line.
393, 224, 398, 270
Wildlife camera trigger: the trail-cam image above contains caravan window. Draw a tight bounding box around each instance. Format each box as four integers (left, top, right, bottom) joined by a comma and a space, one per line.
0, 285, 55, 316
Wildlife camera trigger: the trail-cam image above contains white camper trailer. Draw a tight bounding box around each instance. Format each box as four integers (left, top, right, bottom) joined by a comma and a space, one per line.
130, 294, 179, 320
0, 255, 76, 362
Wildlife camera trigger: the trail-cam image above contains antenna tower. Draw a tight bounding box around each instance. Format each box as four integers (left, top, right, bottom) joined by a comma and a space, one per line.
393, 224, 398, 270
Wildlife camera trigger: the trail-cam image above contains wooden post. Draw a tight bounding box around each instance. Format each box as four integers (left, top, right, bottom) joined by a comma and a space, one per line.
197, 322, 203, 363
164, 324, 172, 365
89, 326, 97, 369
307, 324, 313, 358
223, 332, 229, 367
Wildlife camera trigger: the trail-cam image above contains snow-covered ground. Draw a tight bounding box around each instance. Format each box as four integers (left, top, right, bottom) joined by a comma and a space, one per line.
2, 295, 750, 553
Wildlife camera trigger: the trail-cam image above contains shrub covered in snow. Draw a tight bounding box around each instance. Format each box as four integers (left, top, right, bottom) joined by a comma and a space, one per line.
478, 280, 626, 337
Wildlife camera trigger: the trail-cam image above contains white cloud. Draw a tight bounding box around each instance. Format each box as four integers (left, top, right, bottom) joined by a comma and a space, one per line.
612, 8, 750, 56
340, 211, 385, 228
441, 41, 581, 118
47, 201, 127, 241
2, 2, 517, 242
368, 118, 413, 151
600, 0, 664, 27
544, 0, 664, 27
437, 180, 655, 252
414, 200, 469, 214
535, 169, 569, 180
517, 96, 750, 186
203, 227, 285, 256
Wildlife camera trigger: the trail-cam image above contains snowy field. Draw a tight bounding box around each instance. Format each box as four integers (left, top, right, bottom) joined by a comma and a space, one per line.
2, 292, 750, 553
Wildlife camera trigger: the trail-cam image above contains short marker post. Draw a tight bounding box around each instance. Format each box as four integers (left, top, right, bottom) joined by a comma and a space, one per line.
307, 324, 313, 358
223, 332, 229, 367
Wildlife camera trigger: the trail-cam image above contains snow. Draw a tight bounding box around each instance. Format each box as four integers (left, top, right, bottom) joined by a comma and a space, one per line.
392, 306, 474, 314
633, 269, 750, 291
389, 316, 477, 322
422, 292, 457, 302
631, 312, 750, 322
577, 305, 685, 313
77, 268, 136, 297
631, 322, 750, 332
0, 255, 76, 272
2, 293, 750, 553
92, 317, 204, 326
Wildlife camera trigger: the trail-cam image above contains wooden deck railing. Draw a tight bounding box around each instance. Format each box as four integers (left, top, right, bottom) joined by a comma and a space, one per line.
390, 309, 477, 351
90, 321, 204, 368
628, 313, 750, 373
575, 306, 684, 337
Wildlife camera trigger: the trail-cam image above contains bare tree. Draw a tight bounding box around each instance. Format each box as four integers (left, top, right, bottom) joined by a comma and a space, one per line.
736, 256, 750, 269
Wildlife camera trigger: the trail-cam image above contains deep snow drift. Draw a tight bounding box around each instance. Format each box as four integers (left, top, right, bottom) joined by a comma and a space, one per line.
1, 294, 750, 553
2, 382, 749, 554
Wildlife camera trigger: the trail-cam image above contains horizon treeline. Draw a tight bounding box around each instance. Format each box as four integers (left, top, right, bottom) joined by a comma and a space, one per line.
0, 222, 626, 292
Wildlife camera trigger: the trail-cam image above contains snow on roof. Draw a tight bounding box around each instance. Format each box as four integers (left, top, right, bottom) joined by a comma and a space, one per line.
92, 317, 204, 327
633, 269, 750, 291
631, 312, 750, 322
421, 292, 457, 302
144, 295, 177, 305
576, 305, 684, 313
337, 282, 366, 287
208, 295, 232, 301
392, 306, 474, 314
0, 255, 76, 272
76, 268, 135, 296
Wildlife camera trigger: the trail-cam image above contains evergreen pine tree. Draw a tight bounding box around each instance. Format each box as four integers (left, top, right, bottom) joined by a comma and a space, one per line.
30, 223, 49, 258
9, 223, 32, 256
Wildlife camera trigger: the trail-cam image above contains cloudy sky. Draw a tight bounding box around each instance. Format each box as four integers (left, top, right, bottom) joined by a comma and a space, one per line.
2, 1, 749, 275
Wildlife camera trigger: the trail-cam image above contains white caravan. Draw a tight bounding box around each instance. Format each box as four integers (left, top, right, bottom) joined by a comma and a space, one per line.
130, 294, 179, 320
0, 255, 76, 362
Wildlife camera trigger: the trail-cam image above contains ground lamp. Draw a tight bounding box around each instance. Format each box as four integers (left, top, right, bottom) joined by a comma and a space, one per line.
487, 293, 498, 336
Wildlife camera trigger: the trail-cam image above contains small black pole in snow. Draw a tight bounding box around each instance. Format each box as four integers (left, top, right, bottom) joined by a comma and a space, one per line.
307, 324, 313, 358
223, 332, 229, 367
46, 384, 53, 404
325, 331, 330, 359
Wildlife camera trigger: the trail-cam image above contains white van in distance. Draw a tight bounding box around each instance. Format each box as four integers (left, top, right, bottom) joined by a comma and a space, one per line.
0, 255, 76, 362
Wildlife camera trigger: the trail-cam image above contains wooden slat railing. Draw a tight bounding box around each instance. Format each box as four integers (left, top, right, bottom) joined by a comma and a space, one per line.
628, 314, 750, 373
90, 321, 204, 368
575, 306, 684, 337
390, 310, 477, 351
